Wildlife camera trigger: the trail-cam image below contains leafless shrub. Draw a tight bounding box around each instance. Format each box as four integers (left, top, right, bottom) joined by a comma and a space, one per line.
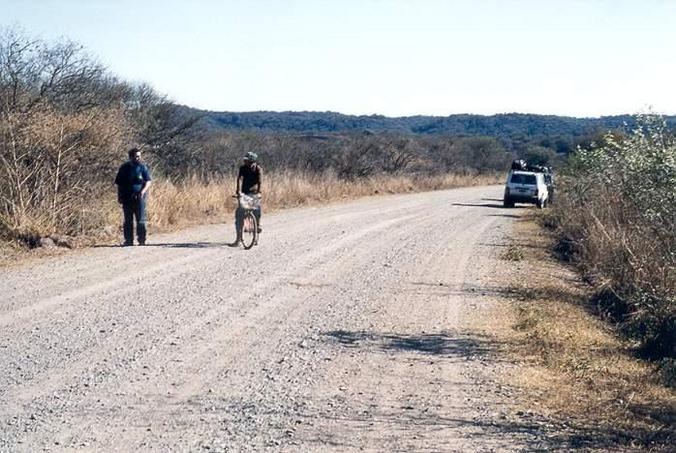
0, 29, 133, 238
0, 28, 199, 241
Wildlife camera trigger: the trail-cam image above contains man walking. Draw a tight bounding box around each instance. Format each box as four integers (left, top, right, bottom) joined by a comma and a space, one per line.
231, 151, 262, 246
115, 148, 152, 246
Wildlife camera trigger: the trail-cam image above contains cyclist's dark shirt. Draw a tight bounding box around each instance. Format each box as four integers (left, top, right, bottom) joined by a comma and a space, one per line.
238, 163, 261, 193
115, 161, 151, 202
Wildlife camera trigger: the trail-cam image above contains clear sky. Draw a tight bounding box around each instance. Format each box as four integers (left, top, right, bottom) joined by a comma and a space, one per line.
2, 0, 675, 117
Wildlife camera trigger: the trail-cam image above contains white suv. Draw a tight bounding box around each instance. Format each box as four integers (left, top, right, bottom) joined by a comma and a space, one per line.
503, 170, 549, 208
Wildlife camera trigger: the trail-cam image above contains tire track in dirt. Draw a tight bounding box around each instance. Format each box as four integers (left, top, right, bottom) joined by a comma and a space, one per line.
1, 213, 419, 403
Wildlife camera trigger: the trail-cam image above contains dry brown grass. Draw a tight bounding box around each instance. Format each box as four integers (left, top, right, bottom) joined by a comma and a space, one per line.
144, 170, 500, 232
500, 244, 525, 262
500, 216, 675, 450
263, 170, 500, 208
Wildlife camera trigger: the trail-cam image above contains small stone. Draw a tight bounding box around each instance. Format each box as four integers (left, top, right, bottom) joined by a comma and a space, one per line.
39, 237, 55, 248
50, 235, 73, 248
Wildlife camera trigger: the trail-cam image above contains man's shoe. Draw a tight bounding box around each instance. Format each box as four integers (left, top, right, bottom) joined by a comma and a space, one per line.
121, 242, 133, 247
257, 226, 263, 233
227, 240, 243, 247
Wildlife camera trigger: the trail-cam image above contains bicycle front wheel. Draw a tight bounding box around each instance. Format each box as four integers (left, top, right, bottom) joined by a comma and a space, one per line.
241, 211, 258, 250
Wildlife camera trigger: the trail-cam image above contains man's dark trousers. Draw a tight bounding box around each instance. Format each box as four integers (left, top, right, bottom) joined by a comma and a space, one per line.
122, 196, 147, 245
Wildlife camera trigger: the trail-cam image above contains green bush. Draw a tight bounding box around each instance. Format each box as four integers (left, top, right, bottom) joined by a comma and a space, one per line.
555, 114, 675, 359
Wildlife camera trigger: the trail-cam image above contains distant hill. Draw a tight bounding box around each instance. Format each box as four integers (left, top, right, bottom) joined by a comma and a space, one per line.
189, 109, 676, 153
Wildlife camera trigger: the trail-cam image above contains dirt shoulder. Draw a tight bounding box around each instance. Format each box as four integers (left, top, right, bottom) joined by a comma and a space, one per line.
484, 214, 675, 451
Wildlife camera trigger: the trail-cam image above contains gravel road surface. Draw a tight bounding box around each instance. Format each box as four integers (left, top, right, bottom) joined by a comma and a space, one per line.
1, 186, 547, 451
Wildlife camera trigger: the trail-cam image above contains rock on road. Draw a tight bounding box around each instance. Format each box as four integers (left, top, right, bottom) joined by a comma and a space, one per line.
0, 185, 545, 451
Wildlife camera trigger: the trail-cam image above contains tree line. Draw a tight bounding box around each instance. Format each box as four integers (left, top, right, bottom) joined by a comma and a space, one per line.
196, 110, 676, 155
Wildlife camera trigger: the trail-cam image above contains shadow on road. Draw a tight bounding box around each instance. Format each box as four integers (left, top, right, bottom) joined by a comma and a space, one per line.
317, 328, 661, 451
324, 329, 499, 360
135, 242, 232, 248
452, 202, 505, 209
299, 403, 666, 452
479, 241, 545, 250
402, 282, 525, 299
92, 242, 231, 248
488, 213, 521, 219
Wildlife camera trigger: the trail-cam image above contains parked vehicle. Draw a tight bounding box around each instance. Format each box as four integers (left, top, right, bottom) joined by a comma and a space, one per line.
503, 170, 549, 208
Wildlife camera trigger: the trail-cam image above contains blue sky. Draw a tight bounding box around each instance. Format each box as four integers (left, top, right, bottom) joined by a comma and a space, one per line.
2, 0, 675, 117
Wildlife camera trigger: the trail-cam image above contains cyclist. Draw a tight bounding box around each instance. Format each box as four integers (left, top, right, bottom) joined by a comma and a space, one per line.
231, 151, 262, 246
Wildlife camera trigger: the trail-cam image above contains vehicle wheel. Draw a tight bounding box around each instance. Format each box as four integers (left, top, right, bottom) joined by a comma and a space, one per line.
241, 211, 258, 250
503, 197, 514, 208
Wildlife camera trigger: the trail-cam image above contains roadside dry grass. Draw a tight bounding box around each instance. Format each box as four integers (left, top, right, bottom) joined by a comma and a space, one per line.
147, 170, 501, 229
495, 215, 675, 450
0, 171, 501, 266
145, 170, 501, 240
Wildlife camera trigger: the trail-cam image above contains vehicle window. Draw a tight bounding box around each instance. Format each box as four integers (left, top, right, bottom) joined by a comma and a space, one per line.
510, 173, 536, 185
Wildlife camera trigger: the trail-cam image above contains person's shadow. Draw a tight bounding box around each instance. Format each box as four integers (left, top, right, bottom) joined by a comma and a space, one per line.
452, 202, 504, 208
141, 242, 233, 248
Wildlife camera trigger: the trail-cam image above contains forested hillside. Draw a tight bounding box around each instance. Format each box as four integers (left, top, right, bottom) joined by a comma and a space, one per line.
196, 109, 676, 154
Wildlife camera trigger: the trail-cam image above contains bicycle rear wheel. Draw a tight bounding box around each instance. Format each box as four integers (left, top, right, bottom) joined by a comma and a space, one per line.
241, 211, 258, 250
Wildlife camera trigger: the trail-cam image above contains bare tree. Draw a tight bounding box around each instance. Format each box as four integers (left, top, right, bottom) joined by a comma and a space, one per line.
0, 28, 128, 235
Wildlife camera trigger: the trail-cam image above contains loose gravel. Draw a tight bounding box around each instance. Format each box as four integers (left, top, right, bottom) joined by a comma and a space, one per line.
1, 186, 549, 451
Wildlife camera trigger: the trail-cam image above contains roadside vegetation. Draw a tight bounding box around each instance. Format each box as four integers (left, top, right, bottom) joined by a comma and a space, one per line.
0, 28, 199, 248
492, 116, 675, 449
547, 115, 675, 364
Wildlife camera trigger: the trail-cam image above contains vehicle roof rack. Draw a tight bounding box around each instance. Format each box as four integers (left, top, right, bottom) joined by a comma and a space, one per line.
511, 159, 552, 173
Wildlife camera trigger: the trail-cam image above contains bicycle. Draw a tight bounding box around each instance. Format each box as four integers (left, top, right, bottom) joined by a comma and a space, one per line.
233, 193, 260, 249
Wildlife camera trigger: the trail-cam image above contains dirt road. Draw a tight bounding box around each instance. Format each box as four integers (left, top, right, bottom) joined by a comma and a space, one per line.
1, 186, 548, 451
